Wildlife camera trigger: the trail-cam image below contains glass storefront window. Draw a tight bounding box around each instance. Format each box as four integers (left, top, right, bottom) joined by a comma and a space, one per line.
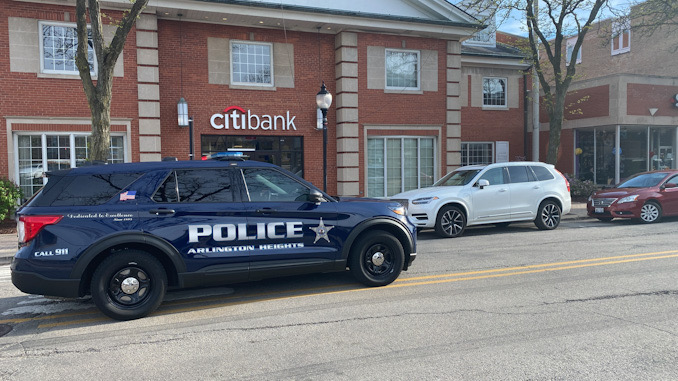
620, 127, 647, 180
201, 135, 303, 177
649, 127, 675, 171
367, 136, 436, 197
576, 126, 677, 185
16, 134, 126, 198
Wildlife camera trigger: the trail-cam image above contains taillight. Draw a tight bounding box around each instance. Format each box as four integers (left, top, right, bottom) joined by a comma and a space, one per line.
555, 170, 570, 193
18, 215, 63, 244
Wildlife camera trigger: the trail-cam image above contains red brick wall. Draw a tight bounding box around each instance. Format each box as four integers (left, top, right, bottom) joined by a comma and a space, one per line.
157, 20, 337, 193
356, 33, 448, 193
0, 0, 140, 177
540, 85, 610, 123
627, 84, 678, 117
462, 75, 528, 161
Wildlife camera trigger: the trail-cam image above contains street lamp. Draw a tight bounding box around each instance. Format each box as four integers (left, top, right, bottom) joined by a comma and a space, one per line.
316, 82, 332, 192
177, 97, 194, 160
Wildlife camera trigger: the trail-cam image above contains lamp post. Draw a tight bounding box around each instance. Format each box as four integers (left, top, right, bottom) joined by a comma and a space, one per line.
177, 97, 194, 160
316, 82, 332, 192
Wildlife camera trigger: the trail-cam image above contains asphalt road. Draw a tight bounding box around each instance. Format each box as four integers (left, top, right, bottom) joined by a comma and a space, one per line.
0, 216, 677, 380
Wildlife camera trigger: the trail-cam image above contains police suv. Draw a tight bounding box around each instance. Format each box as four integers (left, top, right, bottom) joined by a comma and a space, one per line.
11, 154, 416, 320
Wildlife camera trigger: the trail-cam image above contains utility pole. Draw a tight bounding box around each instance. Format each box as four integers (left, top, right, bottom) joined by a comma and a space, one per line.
532, 0, 540, 162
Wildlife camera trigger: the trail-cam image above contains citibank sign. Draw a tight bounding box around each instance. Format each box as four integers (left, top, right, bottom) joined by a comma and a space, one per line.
210, 106, 297, 131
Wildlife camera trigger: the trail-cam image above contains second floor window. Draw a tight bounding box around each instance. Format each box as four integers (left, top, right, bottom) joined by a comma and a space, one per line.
231, 41, 273, 86
566, 37, 582, 65
40, 22, 95, 75
385, 49, 420, 90
611, 20, 631, 55
483, 77, 507, 107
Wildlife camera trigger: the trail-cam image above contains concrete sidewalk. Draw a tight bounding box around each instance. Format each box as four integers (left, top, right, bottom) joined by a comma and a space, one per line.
0, 202, 590, 266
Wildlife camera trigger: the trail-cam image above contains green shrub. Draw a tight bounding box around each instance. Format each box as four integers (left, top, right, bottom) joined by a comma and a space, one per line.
566, 175, 598, 200
0, 178, 22, 220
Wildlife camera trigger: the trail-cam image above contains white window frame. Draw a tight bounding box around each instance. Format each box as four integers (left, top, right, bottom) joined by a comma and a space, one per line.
385, 48, 421, 91
461, 142, 495, 166
611, 20, 631, 56
463, 25, 497, 47
566, 37, 582, 66
482, 77, 508, 108
14, 132, 128, 195
39, 21, 97, 75
230, 40, 274, 87
367, 136, 437, 197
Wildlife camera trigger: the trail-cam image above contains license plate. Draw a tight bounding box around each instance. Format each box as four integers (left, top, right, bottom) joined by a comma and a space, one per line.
595, 207, 604, 213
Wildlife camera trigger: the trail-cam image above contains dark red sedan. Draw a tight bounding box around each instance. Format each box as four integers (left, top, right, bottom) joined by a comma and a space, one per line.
587, 170, 678, 223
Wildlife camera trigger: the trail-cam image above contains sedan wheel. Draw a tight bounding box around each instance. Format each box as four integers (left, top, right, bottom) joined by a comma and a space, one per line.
435, 206, 466, 238
639, 202, 661, 223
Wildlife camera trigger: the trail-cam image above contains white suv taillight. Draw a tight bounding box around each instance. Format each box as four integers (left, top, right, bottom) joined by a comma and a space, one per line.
18, 215, 63, 245
555, 170, 570, 193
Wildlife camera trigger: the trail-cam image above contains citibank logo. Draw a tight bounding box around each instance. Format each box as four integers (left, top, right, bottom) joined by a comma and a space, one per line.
210, 106, 297, 130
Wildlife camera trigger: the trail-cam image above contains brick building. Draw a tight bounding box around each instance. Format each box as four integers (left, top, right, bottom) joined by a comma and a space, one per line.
2, 0, 531, 199
539, 13, 678, 183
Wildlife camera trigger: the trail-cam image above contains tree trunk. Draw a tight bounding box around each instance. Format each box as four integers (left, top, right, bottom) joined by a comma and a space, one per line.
546, 94, 566, 165
89, 93, 112, 162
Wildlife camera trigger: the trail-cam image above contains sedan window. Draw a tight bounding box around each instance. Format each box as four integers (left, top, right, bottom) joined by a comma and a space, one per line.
618, 173, 668, 188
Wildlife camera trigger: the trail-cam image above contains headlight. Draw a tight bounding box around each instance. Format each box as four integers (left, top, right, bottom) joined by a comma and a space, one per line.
388, 205, 406, 215
617, 195, 639, 204
412, 196, 439, 205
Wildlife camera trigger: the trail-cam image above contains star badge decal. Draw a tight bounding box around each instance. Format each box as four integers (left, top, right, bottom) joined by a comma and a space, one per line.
310, 218, 334, 243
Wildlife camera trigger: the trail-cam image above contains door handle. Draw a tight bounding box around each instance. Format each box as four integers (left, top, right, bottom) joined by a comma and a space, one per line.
499, 188, 508, 192
149, 208, 175, 215
533, 185, 541, 189
256, 208, 276, 214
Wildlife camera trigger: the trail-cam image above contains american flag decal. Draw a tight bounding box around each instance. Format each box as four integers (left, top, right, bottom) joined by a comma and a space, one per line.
120, 191, 137, 201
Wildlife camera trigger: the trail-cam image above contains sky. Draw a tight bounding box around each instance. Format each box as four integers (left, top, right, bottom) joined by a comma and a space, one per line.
468, 0, 635, 36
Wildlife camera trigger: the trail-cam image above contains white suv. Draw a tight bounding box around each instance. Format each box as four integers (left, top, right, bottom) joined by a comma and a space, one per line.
392, 162, 571, 238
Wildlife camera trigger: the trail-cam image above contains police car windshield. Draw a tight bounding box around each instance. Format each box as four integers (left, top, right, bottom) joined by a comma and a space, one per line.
433, 169, 481, 186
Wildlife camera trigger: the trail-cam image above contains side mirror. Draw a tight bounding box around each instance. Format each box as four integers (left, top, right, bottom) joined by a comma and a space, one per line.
477, 179, 490, 189
309, 189, 326, 204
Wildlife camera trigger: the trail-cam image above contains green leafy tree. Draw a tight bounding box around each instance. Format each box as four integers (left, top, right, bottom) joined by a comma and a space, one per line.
76, 0, 149, 161
0, 178, 23, 220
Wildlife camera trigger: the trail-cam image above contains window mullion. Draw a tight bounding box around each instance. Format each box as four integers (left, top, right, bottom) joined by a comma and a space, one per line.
41, 134, 47, 185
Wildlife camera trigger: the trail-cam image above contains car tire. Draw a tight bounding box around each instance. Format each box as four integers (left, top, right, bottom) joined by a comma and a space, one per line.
534, 200, 561, 230
639, 201, 661, 223
596, 217, 613, 222
90, 250, 167, 321
435, 205, 466, 238
349, 232, 404, 287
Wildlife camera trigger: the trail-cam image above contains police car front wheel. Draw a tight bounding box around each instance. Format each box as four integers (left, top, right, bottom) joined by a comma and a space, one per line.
91, 250, 167, 321
349, 232, 404, 287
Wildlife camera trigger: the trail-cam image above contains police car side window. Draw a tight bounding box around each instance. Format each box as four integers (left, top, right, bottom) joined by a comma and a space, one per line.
152, 169, 233, 203
243, 168, 310, 202
51, 173, 142, 206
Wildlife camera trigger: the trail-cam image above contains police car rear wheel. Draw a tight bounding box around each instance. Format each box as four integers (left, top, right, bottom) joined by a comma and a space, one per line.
349, 232, 404, 287
91, 250, 167, 321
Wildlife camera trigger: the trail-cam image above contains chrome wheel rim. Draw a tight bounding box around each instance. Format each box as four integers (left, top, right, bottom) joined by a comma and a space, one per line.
640, 204, 659, 222
541, 203, 561, 228
441, 209, 464, 236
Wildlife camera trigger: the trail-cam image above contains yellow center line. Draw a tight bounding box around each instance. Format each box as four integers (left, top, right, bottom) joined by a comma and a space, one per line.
0, 250, 674, 328
395, 250, 678, 283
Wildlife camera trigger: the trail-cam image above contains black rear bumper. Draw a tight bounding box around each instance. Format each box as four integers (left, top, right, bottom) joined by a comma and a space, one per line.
11, 268, 80, 298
